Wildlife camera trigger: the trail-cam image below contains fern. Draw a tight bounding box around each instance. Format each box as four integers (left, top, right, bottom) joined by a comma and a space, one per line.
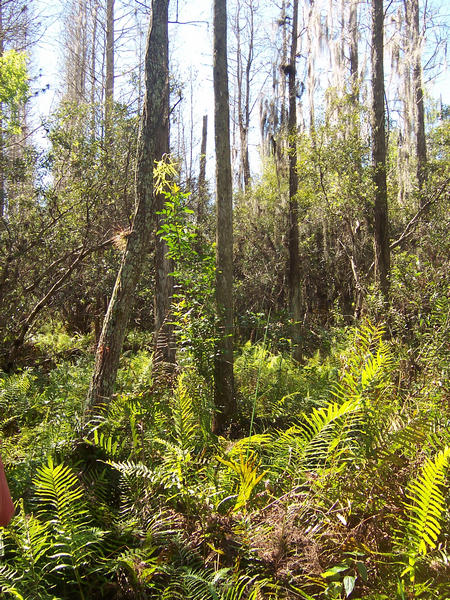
90, 428, 124, 459
0, 564, 23, 600
333, 322, 393, 405
217, 450, 267, 512
32, 458, 107, 599
405, 446, 450, 555
402, 446, 450, 587
172, 372, 201, 454
6, 506, 51, 595
182, 567, 222, 600
267, 398, 362, 486
0, 371, 34, 424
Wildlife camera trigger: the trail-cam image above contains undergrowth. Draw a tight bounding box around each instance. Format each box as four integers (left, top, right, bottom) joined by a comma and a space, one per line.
0, 321, 448, 599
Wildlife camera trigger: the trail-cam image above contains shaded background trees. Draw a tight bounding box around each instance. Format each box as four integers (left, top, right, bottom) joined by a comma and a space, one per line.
0, 0, 447, 373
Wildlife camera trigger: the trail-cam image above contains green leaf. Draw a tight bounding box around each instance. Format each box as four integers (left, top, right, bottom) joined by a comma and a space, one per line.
343, 575, 356, 597
321, 564, 349, 578
356, 561, 368, 582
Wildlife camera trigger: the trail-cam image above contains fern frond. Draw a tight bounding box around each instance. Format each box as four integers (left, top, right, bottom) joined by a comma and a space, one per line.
90, 429, 124, 459
269, 398, 361, 482
334, 322, 393, 405
405, 446, 450, 556
182, 567, 221, 600
107, 459, 155, 481
227, 434, 272, 457
33, 458, 86, 526
32, 457, 107, 580
217, 451, 267, 511
374, 415, 431, 461
0, 564, 23, 599
172, 372, 200, 452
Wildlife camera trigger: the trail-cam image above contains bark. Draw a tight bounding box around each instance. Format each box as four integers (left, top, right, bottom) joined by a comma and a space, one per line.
152, 1, 173, 365
278, 0, 288, 132
86, 0, 169, 410
287, 0, 302, 362
213, 0, 236, 432
406, 0, 427, 197
90, 0, 98, 136
105, 0, 114, 102
197, 114, 208, 225
349, 0, 358, 102
234, 0, 254, 192
105, 0, 114, 129
371, 0, 390, 299
66, 0, 89, 100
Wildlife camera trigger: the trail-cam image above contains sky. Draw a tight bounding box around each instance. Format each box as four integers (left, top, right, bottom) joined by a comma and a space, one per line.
30, 0, 450, 173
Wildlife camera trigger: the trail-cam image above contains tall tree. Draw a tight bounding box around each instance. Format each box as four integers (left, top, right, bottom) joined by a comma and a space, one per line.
371, 0, 390, 298
105, 0, 114, 103
405, 0, 427, 198
153, 32, 173, 365
213, 0, 236, 432
197, 114, 208, 226
349, 0, 359, 102
64, 0, 89, 101
232, 0, 257, 192
287, 0, 302, 361
86, 0, 170, 410
104, 0, 114, 129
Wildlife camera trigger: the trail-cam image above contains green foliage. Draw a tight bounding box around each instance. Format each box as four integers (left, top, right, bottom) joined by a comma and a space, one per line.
235, 341, 336, 419
402, 447, 450, 588
217, 451, 267, 512
0, 50, 28, 134
1, 319, 449, 599
155, 157, 217, 379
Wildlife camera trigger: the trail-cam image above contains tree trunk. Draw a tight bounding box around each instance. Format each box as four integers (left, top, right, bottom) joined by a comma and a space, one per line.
213, 0, 236, 433
86, 0, 170, 410
349, 0, 359, 102
287, 0, 302, 362
406, 0, 427, 198
371, 0, 390, 299
105, 0, 114, 128
197, 114, 208, 226
90, 0, 98, 136
152, 1, 174, 366
234, 0, 254, 193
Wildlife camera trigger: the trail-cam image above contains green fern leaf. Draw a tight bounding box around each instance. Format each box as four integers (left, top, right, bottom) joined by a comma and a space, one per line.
405, 446, 450, 556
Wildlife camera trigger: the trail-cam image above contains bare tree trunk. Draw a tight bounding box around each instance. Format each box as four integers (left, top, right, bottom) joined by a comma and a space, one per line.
349, 0, 358, 102
151, 0, 173, 366
86, 0, 170, 410
104, 0, 114, 142
90, 0, 98, 136
279, 0, 288, 130
213, 0, 236, 433
406, 0, 427, 198
197, 114, 208, 226
105, 0, 114, 103
287, 0, 302, 362
233, 0, 254, 193
371, 0, 390, 299
242, 3, 253, 192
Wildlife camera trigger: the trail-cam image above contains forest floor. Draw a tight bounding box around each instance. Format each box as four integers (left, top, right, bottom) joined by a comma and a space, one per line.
0, 319, 449, 599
